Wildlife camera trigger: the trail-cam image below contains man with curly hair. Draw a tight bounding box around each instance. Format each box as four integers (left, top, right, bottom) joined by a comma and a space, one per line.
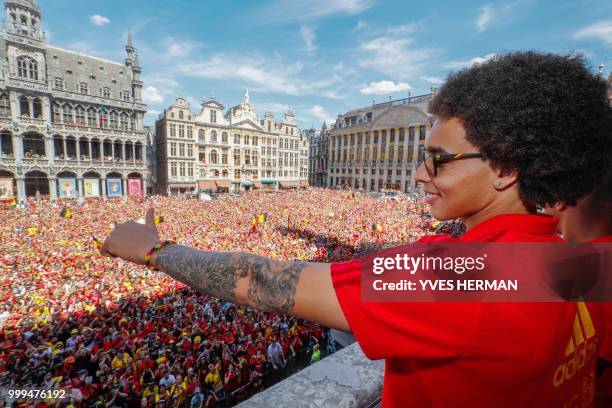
102, 51, 611, 407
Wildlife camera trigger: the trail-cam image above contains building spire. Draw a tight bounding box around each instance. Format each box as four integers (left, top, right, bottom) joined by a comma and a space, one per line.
134, 50, 141, 68
127, 30, 134, 50
244, 88, 250, 104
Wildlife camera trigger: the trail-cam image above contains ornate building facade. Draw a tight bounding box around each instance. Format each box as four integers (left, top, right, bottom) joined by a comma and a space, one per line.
155, 91, 309, 194
327, 94, 433, 193
0, 0, 147, 203
305, 123, 329, 187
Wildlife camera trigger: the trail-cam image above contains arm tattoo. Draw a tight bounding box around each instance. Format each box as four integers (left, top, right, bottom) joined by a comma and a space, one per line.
154, 245, 307, 314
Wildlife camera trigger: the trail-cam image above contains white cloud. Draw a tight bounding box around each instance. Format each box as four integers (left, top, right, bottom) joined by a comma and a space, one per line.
475, 0, 530, 33
476, 5, 493, 32
90, 14, 110, 26
309, 105, 334, 124
421, 76, 445, 85
142, 86, 164, 105
177, 52, 343, 97
573, 21, 612, 47
355, 20, 368, 30
162, 37, 204, 58
446, 53, 496, 69
358, 24, 440, 79
256, 0, 374, 23
300, 25, 317, 52
360, 80, 411, 95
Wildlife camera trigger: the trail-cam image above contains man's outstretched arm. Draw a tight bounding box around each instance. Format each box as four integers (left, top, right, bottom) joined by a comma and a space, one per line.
100, 209, 350, 332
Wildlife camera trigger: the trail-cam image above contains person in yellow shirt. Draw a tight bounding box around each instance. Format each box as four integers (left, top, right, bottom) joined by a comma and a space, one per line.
204, 364, 223, 395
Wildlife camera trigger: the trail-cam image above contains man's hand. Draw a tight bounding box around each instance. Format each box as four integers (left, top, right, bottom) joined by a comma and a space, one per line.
100, 208, 161, 265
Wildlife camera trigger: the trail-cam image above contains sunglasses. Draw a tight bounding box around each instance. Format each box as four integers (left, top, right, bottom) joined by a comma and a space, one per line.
421, 151, 483, 177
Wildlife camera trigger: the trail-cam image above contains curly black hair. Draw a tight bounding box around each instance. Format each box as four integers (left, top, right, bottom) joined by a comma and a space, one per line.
429, 51, 612, 209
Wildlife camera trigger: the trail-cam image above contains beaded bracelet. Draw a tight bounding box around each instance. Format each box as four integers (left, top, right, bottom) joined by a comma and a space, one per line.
144, 240, 176, 270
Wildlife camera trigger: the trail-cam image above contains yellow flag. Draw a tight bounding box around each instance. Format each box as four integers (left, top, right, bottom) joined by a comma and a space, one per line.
27, 227, 38, 236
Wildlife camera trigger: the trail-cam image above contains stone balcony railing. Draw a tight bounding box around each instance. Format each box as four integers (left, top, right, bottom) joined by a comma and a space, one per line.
237, 343, 383, 408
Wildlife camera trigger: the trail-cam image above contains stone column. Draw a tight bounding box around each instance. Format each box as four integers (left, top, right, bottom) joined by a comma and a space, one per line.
101, 177, 107, 201
62, 138, 67, 159
12, 133, 22, 160
88, 140, 92, 160
111, 143, 115, 161
132, 144, 136, 162
16, 177, 25, 204
45, 136, 53, 164
122, 177, 128, 201
28, 98, 33, 118
49, 177, 57, 202
142, 179, 147, 197
77, 177, 84, 204
121, 142, 126, 161
76, 139, 81, 162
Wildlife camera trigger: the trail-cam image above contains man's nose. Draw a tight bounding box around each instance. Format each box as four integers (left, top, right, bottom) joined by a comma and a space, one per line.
415, 161, 431, 184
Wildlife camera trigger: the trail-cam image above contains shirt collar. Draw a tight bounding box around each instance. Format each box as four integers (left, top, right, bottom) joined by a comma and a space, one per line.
462, 214, 559, 239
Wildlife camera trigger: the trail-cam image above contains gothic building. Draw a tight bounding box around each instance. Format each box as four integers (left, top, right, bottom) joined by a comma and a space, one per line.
0, 0, 147, 203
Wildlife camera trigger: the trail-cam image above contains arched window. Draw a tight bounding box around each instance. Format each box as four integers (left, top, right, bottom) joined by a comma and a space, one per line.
62, 104, 73, 123
210, 130, 218, 142
210, 150, 218, 164
0, 93, 11, 117
75, 105, 85, 125
198, 129, 205, 143
53, 102, 61, 123
19, 96, 29, 117
222, 132, 228, 143
109, 111, 118, 129
179, 110, 184, 119
213, 169, 220, 177
130, 115, 136, 131
120, 113, 128, 130
17, 56, 38, 80
222, 169, 228, 177
87, 107, 97, 127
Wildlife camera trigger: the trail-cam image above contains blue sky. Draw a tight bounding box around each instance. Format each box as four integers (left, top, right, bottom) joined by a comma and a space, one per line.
35, 0, 612, 128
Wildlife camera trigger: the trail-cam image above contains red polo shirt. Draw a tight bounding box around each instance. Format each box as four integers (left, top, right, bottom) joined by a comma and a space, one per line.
332, 214, 607, 408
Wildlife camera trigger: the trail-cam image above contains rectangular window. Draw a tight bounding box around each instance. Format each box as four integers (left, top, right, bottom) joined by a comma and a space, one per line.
187, 126, 192, 139
179, 143, 185, 157
121, 91, 130, 101
53, 77, 64, 90
233, 150, 241, 165
210, 110, 217, 123
187, 144, 193, 158
102, 87, 111, 98
419, 125, 427, 141
179, 162, 185, 177
222, 151, 228, 164
188, 164, 194, 177
170, 162, 177, 177
170, 124, 176, 138
170, 142, 177, 157
178, 125, 185, 138
234, 134, 240, 144
79, 82, 88, 94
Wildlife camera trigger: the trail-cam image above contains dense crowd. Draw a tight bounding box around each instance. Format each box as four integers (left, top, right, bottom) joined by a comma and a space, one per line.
0, 189, 432, 407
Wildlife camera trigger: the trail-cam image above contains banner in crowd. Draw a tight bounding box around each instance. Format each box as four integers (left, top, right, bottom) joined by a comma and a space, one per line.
58, 178, 77, 199
84, 179, 100, 197
0, 178, 13, 199
106, 178, 122, 197
128, 178, 142, 195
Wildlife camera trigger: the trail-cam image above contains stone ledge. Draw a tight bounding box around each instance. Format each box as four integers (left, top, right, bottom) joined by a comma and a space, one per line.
237, 342, 383, 408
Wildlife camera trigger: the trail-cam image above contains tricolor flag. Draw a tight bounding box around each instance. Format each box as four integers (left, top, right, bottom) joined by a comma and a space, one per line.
371, 223, 383, 233
154, 215, 164, 225
59, 207, 72, 219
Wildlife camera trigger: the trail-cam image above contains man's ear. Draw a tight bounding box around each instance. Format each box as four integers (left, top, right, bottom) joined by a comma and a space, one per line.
493, 168, 519, 190
553, 202, 567, 212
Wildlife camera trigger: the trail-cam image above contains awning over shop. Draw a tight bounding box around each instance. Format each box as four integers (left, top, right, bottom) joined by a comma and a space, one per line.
170, 183, 197, 189
279, 180, 300, 188
261, 180, 277, 185
215, 179, 232, 188
198, 180, 216, 190
242, 182, 254, 187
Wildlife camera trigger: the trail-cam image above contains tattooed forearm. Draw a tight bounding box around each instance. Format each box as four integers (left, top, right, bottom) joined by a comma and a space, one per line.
153, 244, 307, 314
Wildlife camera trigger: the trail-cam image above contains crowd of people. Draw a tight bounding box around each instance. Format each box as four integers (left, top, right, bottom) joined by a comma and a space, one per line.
0, 189, 433, 407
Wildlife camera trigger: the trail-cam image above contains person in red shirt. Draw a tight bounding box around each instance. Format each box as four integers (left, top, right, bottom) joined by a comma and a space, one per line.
102, 51, 611, 407
546, 169, 612, 406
